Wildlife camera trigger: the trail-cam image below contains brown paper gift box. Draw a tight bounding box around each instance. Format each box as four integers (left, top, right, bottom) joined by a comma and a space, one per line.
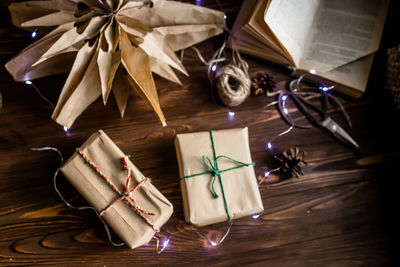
60, 130, 173, 249
175, 127, 263, 227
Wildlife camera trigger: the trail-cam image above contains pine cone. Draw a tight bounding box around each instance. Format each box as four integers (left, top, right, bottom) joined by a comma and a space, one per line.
278, 147, 308, 178
251, 72, 276, 96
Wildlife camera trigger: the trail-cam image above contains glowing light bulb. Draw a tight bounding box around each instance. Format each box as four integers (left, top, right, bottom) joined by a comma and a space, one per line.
224, 14, 227, 19
157, 238, 170, 254
211, 64, 217, 72
31, 31, 37, 38
283, 108, 289, 114
320, 85, 333, 92
252, 214, 260, 219
63, 126, 69, 133
210, 240, 217, 246
267, 142, 272, 150
264, 171, 271, 178
163, 239, 169, 248
25, 80, 32, 85
228, 111, 235, 119
309, 69, 318, 75
281, 94, 288, 101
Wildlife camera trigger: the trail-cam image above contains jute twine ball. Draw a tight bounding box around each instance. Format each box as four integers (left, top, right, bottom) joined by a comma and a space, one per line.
215, 64, 251, 107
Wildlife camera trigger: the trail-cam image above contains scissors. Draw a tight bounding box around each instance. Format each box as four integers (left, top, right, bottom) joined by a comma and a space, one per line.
277, 77, 360, 151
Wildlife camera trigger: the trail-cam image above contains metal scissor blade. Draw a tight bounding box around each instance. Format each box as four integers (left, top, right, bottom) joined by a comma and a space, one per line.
321, 117, 360, 150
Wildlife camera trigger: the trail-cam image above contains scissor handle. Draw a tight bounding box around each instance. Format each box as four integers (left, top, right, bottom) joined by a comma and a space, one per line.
278, 92, 311, 129
287, 79, 328, 126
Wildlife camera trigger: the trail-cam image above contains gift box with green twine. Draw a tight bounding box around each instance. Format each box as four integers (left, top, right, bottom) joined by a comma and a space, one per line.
175, 127, 264, 227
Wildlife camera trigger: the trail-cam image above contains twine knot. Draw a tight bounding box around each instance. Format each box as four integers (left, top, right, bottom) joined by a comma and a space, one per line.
203, 155, 221, 176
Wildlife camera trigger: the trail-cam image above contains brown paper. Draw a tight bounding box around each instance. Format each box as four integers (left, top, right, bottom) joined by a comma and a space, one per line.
6, 0, 225, 128
175, 127, 264, 227
61, 130, 173, 249
4, 23, 77, 82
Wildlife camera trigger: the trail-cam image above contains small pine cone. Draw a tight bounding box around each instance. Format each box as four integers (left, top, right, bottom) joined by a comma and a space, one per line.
278, 147, 308, 178
251, 72, 276, 96
253, 87, 265, 96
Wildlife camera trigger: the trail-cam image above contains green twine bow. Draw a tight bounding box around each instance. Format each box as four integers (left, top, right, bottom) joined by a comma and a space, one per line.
179, 130, 255, 222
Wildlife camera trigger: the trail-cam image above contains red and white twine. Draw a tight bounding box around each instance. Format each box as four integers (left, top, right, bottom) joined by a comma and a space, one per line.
75, 148, 159, 232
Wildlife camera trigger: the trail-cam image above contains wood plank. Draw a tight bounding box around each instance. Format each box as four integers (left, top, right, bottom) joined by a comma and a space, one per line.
0, 0, 399, 265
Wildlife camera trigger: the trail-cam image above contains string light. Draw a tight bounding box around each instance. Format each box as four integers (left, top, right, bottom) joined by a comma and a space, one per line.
209, 241, 217, 246
319, 85, 334, 92
24, 80, 55, 108
211, 64, 217, 72
153, 222, 233, 254
31, 31, 37, 38
160, 239, 169, 252
266, 78, 310, 151
266, 125, 294, 153
252, 214, 260, 219
163, 239, 170, 246
260, 171, 271, 185
228, 111, 235, 119
267, 142, 272, 150
259, 167, 281, 185
63, 126, 69, 133
224, 14, 227, 19
266, 92, 292, 150
153, 236, 170, 254
309, 69, 318, 75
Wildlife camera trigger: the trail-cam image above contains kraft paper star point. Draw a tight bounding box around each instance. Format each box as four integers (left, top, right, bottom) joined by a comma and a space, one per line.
5, 0, 225, 127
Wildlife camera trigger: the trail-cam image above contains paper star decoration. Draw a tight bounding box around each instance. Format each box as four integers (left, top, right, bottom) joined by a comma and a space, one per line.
5, 0, 225, 127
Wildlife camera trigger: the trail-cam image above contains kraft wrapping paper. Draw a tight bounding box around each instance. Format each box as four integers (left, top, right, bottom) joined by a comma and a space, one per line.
61, 130, 173, 249
175, 127, 263, 227
6, 0, 225, 127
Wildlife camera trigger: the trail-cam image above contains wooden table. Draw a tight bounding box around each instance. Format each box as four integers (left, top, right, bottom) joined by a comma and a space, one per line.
1, 1, 399, 265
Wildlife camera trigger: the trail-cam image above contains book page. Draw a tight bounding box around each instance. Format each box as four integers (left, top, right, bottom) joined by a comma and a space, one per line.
228, 0, 292, 66
318, 54, 374, 93
264, 0, 320, 67
299, 0, 389, 72
231, 36, 293, 66
293, 54, 374, 97
228, 0, 268, 51
245, 0, 287, 57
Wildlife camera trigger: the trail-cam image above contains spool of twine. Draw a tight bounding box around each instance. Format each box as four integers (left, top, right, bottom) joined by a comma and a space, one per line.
191, 43, 251, 107
215, 64, 251, 107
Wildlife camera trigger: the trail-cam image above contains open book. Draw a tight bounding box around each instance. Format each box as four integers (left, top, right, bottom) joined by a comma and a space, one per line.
228, 0, 390, 98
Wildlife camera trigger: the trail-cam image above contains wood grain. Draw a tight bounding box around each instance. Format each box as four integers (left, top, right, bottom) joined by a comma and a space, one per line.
1, 0, 400, 266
